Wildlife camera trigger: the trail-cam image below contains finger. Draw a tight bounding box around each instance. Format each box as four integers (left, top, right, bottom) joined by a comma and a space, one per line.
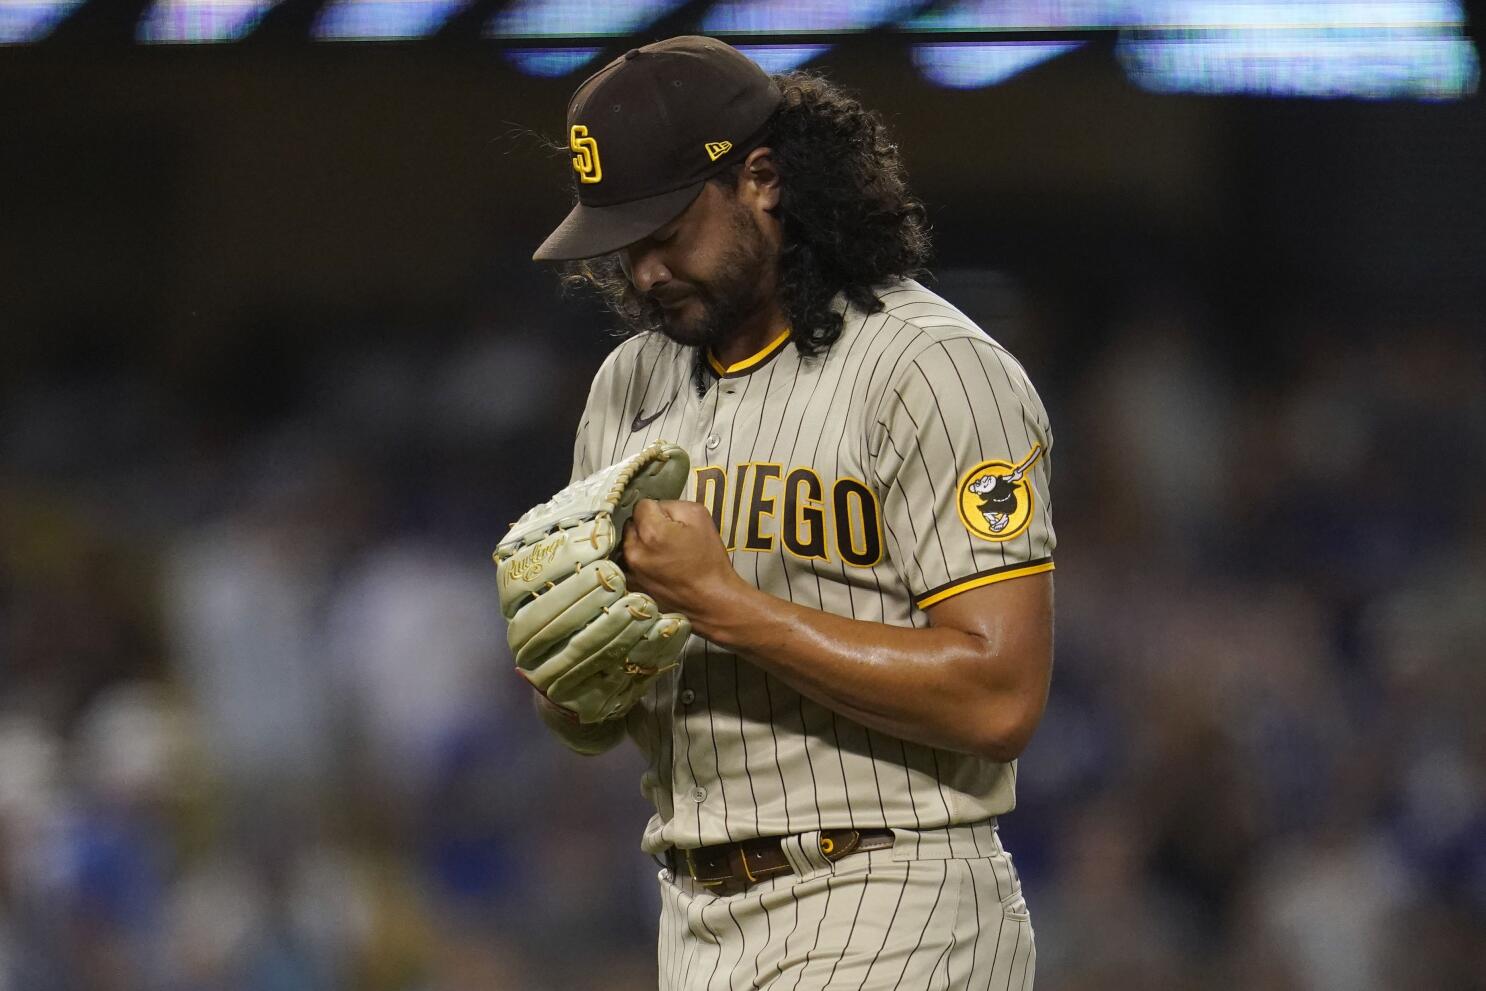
658, 499, 711, 526
642, 498, 700, 525
629, 498, 667, 540
623, 563, 647, 596
621, 521, 655, 579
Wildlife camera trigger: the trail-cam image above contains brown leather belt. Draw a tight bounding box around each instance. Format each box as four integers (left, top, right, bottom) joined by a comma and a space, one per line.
667, 828, 896, 895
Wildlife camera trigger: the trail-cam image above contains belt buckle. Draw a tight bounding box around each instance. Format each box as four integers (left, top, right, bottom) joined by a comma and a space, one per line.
684, 848, 728, 889
736, 845, 758, 884
683, 844, 758, 894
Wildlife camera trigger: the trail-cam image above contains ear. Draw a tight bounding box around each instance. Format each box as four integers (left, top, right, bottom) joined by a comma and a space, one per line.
738, 146, 780, 212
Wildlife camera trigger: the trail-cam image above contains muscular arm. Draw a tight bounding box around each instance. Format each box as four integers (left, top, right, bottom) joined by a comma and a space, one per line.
624, 499, 1053, 760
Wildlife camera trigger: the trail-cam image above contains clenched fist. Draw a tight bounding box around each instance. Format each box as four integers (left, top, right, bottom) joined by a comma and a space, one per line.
621, 499, 746, 634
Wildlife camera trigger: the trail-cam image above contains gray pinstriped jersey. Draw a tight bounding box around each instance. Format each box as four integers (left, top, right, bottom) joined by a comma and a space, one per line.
571, 279, 1056, 856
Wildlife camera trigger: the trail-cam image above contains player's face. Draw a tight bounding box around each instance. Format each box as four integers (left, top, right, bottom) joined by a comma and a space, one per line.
618, 181, 775, 350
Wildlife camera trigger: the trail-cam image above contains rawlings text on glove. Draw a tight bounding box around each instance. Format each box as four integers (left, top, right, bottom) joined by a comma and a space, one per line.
493, 441, 692, 724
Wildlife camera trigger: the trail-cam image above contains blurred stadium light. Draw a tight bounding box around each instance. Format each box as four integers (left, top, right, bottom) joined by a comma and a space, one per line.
0, 0, 86, 43
1121, 1, 1478, 98
1120, 30, 1480, 98
697, 0, 924, 71
1139, 0, 1467, 29
700, 0, 921, 33
732, 44, 833, 71
913, 41, 1086, 88
906, 0, 1136, 31
487, 0, 688, 76
136, 0, 283, 43
8, 0, 1480, 100
498, 45, 604, 76
312, 0, 472, 40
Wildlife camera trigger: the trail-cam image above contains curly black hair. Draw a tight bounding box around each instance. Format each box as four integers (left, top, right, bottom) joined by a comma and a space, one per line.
561, 71, 932, 358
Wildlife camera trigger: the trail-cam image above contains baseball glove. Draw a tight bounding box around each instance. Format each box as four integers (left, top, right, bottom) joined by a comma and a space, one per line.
493, 441, 691, 724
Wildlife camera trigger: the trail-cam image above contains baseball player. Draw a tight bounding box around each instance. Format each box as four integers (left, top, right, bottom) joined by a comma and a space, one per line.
521, 36, 1054, 990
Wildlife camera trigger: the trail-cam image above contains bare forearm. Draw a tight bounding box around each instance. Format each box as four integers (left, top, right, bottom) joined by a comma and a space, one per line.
692, 583, 1039, 759
620, 498, 1052, 760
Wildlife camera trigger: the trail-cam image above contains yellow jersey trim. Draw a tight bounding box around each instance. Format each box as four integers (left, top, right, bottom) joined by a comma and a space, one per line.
707, 329, 791, 378
915, 560, 1055, 609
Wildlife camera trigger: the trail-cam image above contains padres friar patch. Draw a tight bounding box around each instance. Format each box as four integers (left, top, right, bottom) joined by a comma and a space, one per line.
957, 445, 1044, 542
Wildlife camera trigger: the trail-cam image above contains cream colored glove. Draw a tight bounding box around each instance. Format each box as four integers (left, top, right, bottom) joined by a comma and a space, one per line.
493, 441, 691, 724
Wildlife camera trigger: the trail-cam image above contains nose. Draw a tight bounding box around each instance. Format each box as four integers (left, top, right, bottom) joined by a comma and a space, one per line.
622, 242, 671, 295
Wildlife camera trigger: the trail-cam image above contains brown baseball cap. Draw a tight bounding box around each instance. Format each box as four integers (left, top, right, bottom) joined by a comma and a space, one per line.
532, 36, 782, 262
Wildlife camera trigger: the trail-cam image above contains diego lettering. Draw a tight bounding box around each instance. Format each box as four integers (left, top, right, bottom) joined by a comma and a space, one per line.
694, 464, 883, 568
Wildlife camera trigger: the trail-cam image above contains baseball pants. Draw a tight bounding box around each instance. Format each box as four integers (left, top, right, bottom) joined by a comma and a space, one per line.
657, 820, 1034, 991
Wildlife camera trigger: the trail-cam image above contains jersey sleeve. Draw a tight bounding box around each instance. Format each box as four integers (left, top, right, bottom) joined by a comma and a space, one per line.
871, 335, 1056, 610
568, 335, 658, 484
570, 410, 597, 485
569, 348, 619, 484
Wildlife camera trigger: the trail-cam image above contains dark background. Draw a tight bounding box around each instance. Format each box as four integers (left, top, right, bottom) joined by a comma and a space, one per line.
2, 13, 1484, 990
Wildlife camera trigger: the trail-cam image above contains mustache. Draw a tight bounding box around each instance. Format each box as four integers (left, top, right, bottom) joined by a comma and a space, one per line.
625, 290, 693, 335
644, 285, 703, 308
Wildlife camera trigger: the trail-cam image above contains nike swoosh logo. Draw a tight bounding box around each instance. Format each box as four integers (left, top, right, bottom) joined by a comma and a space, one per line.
630, 400, 672, 433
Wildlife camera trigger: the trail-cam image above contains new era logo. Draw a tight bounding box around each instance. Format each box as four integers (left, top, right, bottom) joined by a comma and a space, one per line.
705, 140, 733, 161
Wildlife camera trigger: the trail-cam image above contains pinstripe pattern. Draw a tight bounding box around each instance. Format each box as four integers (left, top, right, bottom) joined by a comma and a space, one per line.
656, 823, 1034, 990
573, 281, 1056, 856
570, 280, 1052, 988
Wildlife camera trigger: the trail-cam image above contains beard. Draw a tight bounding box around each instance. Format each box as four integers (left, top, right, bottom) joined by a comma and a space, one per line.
628, 208, 772, 351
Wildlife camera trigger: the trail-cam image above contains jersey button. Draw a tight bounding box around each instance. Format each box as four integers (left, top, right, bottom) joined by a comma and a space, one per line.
680, 689, 696, 704
705, 434, 720, 450
691, 787, 707, 803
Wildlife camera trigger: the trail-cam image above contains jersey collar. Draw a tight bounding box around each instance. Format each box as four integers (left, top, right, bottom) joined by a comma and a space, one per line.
706, 329, 791, 379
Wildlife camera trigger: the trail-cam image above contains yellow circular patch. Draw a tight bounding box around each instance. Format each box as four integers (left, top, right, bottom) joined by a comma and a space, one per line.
957, 458, 1036, 542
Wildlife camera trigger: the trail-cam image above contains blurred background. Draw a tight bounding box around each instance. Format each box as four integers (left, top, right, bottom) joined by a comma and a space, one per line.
3, 1, 1485, 988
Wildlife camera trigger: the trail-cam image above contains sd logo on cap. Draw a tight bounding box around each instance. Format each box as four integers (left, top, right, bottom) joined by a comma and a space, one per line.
534, 37, 782, 262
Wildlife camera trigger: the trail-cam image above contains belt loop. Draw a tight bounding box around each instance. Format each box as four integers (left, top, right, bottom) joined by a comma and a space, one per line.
781, 830, 834, 876
777, 831, 814, 877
